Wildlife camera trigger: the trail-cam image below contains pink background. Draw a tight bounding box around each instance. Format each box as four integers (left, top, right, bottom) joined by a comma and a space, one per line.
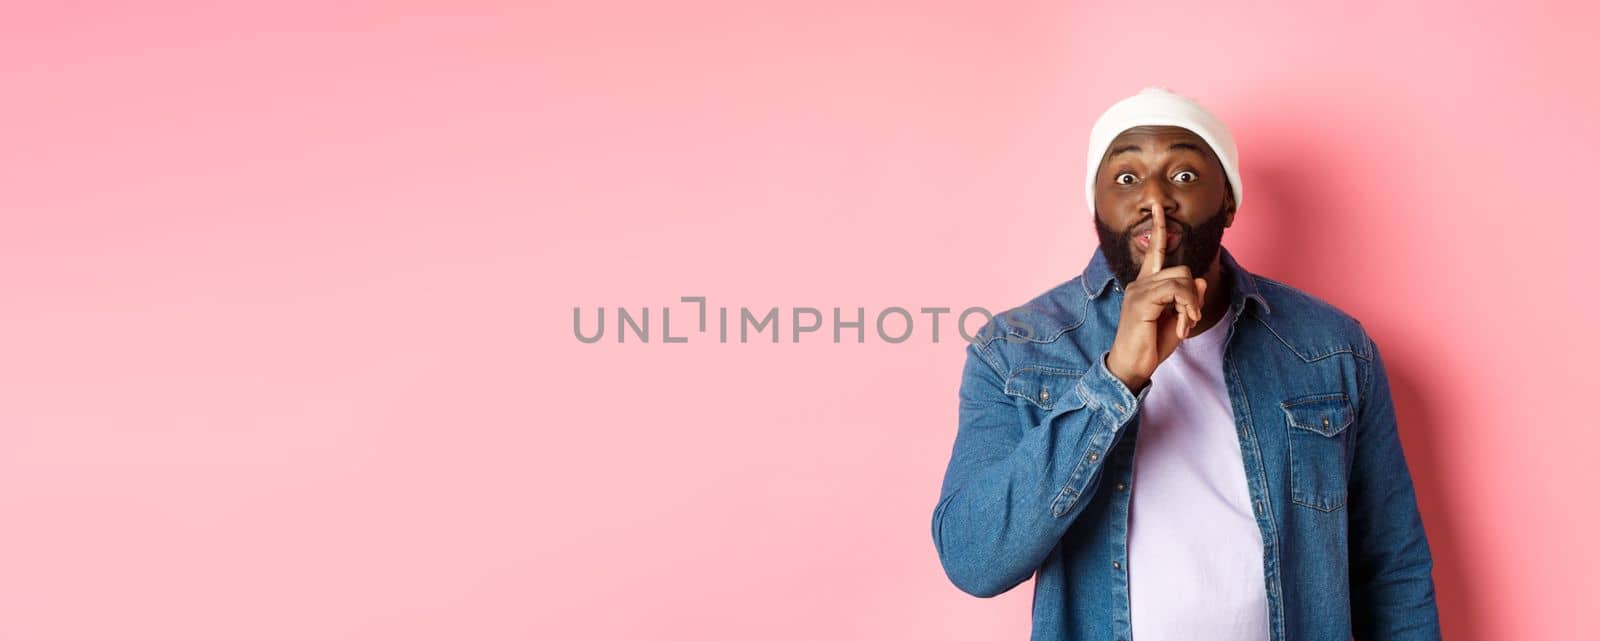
3, 1, 1597, 639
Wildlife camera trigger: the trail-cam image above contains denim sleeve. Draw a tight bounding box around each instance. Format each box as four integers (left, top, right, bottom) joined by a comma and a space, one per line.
931, 340, 1149, 598
1347, 331, 1443, 640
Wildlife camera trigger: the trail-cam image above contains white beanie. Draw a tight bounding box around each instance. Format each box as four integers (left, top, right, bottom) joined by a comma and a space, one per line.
1085, 86, 1243, 215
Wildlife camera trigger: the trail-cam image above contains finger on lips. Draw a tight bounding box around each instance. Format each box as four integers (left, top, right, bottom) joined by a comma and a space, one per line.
1141, 211, 1165, 277
1137, 211, 1203, 340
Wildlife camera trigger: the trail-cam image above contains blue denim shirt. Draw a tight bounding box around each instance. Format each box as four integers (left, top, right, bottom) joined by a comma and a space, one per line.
931, 246, 1441, 641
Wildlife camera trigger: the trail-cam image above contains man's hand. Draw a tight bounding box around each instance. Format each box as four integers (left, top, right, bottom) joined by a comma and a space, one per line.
1105, 211, 1208, 393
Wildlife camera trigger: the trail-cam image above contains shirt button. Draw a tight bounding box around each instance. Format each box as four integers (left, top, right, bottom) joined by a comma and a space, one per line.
1242, 426, 1249, 437
1115, 482, 1126, 491
1254, 500, 1263, 514
1088, 451, 1099, 462
1112, 560, 1121, 569
1113, 403, 1125, 413
1323, 417, 1331, 427
1040, 388, 1050, 403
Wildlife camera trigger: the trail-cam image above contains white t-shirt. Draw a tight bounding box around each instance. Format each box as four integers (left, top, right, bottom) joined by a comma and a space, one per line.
1128, 304, 1269, 641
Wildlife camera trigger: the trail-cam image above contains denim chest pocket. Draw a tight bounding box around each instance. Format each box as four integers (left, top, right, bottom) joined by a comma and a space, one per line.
1003, 366, 1087, 413
1280, 392, 1354, 512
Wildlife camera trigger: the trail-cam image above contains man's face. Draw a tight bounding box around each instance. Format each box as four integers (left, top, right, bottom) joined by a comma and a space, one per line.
1092, 125, 1235, 288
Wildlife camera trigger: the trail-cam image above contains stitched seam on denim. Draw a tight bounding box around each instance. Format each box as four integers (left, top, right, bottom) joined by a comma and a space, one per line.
972, 316, 1014, 349
1225, 355, 1285, 641
1002, 367, 1087, 410
1051, 436, 1096, 517
1286, 433, 1349, 512
1282, 393, 1354, 436
1291, 485, 1348, 511
1049, 479, 1078, 517
1284, 432, 1350, 509
1004, 325, 1079, 344
1008, 364, 1085, 377
1282, 394, 1352, 511
1074, 374, 1100, 413
1254, 316, 1360, 363
1054, 417, 1113, 517
1082, 272, 1114, 300
1281, 392, 1349, 406
1003, 297, 1088, 343
1280, 431, 1344, 511
1249, 279, 1385, 363
972, 341, 1007, 380
1250, 275, 1308, 316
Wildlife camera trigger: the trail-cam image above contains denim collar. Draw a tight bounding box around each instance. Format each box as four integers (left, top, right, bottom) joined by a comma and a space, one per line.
1080, 244, 1272, 316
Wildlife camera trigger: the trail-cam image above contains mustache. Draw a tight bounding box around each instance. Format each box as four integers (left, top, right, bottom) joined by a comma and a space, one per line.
1125, 215, 1192, 239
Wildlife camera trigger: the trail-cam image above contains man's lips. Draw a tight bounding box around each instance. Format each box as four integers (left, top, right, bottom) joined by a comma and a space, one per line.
1134, 228, 1181, 253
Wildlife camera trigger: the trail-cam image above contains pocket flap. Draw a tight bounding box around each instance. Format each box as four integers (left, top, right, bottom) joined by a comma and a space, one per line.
1280, 393, 1354, 437
1004, 366, 1086, 411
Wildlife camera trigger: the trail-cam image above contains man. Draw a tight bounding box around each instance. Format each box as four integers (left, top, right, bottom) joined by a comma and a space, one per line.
930, 87, 1441, 641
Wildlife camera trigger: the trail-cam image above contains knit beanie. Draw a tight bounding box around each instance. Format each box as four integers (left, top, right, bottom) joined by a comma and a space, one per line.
1085, 87, 1243, 214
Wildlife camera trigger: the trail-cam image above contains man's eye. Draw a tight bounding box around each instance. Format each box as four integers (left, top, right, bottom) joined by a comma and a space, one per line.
1173, 170, 1197, 183
1114, 173, 1136, 185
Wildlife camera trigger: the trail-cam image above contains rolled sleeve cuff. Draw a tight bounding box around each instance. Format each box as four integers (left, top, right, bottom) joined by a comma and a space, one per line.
1075, 350, 1149, 429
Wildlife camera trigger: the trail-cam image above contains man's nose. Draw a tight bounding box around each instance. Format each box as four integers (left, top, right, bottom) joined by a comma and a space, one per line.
1139, 180, 1177, 219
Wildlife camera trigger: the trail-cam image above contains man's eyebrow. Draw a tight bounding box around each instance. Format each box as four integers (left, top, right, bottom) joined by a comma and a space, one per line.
1168, 141, 1204, 153
1108, 144, 1141, 158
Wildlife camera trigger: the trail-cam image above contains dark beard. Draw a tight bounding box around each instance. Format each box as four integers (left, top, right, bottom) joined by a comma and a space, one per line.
1093, 207, 1229, 288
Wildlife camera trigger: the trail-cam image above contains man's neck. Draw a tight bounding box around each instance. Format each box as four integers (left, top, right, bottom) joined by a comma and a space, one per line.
1188, 257, 1233, 337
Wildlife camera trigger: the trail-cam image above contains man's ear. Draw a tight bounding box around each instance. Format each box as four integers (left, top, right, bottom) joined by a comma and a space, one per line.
1222, 180, 1237, 226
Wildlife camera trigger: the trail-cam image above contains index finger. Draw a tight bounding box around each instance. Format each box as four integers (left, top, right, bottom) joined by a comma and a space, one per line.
1139, 210, 1166, 278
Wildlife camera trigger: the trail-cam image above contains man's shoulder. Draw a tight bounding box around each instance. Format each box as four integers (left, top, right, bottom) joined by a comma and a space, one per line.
1248, 273, 1374, 362
976, 275, 1091, 349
